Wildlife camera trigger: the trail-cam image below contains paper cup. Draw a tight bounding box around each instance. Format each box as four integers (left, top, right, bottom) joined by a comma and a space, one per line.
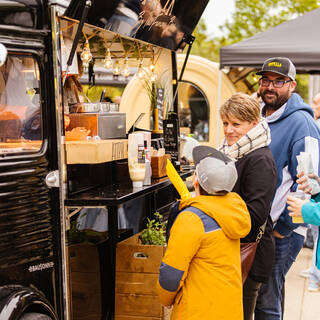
292, 215, 304, 223
288, 192, 305, 223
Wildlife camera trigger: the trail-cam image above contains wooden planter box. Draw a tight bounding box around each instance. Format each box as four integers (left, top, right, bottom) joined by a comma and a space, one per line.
115, 233, 169, 320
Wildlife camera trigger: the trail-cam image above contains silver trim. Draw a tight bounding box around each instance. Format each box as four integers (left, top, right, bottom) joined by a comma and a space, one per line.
50, 5, 70, 320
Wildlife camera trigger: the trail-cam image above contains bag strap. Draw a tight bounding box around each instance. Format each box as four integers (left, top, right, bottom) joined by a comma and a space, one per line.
255, 220, 267, 242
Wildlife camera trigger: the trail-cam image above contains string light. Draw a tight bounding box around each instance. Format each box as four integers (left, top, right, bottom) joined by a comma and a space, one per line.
149, 58, 155, 72
122, 57, 130, 77
150, 71, 157, 82
80, 39, 92, 69
137, 60, 145, 79
104, 48, 113, 69
113, 60, 120, 76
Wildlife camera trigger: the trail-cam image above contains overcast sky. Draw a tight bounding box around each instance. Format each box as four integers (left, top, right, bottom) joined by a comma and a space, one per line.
201, 0, 235, 36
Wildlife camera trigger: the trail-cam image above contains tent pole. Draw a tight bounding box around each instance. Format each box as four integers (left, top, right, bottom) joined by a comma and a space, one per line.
216, 69, 222, 147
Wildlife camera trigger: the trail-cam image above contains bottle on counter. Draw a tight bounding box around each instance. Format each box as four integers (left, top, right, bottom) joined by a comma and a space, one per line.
128, 132, 146, 188
143, 140, 151, 186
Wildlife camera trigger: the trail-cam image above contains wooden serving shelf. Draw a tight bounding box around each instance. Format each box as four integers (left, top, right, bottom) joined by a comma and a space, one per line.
65, 139, 128, 164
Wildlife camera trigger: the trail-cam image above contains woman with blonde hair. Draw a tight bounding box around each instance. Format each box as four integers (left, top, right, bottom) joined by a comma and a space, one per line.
219, 92, 277, 320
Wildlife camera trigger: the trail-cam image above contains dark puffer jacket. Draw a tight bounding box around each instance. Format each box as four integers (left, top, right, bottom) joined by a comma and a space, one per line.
233, 146, 277, 283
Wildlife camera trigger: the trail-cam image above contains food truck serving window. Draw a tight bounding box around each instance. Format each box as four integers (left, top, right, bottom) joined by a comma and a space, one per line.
0, 54, 42, 155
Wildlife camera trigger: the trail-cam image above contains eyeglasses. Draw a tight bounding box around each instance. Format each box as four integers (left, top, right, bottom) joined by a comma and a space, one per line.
259, 78, 292, 88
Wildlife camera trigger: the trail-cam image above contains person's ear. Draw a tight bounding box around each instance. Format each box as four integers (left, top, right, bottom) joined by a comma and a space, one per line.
192, 172, 199, 187
290, 81, 297, 93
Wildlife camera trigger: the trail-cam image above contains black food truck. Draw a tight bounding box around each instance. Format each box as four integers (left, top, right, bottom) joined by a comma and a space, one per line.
0, 0, 208, 319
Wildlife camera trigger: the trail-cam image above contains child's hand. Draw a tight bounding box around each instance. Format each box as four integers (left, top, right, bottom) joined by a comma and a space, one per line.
287, 196, 309, 217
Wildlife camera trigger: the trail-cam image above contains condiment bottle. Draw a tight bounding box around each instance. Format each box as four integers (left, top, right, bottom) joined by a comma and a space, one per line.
143, 140, 151, 186
128, 132, 146, 188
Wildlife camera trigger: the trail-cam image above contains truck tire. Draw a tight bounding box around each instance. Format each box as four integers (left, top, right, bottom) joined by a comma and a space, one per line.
19, 313, 52, 320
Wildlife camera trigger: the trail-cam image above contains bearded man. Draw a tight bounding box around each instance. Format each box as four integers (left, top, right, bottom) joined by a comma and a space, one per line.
254, 57, 320, 320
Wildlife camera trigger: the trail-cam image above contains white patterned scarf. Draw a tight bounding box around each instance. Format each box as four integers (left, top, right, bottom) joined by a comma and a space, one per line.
219, 119, 271, 160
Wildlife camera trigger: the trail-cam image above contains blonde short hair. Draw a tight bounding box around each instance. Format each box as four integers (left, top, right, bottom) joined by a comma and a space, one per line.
220, 92, 261, 123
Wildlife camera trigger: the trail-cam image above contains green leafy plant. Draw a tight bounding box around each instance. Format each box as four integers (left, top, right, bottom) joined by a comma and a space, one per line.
68, 213, 108, 245
68, 220, 87, 245
139, 212, 166, 246
140, 68, 173, 120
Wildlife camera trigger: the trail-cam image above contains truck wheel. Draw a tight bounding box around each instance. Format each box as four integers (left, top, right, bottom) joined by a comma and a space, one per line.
20, 313, 52, 320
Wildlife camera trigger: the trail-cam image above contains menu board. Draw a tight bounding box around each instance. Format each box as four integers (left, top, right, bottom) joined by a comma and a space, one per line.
163, 118, 179, 166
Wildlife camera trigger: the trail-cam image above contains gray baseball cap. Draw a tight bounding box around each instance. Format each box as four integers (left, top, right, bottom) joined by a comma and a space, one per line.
256, 57, 296, 80
192, 146, 238, 194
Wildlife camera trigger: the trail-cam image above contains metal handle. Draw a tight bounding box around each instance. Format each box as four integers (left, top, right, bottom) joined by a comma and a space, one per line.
45, 171, 60, 188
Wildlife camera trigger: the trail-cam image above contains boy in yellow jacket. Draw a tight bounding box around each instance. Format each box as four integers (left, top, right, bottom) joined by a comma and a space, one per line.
157, 146, 251, 320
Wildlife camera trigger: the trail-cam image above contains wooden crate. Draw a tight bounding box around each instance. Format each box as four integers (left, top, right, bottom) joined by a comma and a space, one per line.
69, 243, 102, 320
115, 233, 167, 320
151, 154, 171, 178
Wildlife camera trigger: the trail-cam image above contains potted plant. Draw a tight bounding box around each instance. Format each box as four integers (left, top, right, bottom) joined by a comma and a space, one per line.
139, 212, 166, 246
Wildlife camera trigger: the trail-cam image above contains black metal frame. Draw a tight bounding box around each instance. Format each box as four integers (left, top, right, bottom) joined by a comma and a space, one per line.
0, 27, 63, 320
65, 170, 192, 319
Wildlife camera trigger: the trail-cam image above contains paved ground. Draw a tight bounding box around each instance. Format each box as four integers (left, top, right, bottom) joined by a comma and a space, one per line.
284, 247, 320, 320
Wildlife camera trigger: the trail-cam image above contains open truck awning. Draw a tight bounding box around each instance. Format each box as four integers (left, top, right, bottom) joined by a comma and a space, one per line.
64, 0, 209, 51
220, 8, 320, 74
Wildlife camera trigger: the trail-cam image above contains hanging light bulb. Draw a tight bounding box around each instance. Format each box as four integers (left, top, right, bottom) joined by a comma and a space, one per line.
122, 57, 130, 77
150, 71, 157, 82
80, 40, 92, 69
113, 60, 120, 76
104, 48, 113, 69
137, 60, 145, 79
149, 59, 155, 72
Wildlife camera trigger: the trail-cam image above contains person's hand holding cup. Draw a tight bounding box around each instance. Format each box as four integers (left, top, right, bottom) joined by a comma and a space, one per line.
287, 191, 309, 223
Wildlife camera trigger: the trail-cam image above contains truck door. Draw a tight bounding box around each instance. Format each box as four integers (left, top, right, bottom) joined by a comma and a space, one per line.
0, 41, 62, 319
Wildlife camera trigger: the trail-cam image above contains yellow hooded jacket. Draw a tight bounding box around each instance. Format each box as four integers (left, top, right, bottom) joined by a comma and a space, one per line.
157, 193, 251, 320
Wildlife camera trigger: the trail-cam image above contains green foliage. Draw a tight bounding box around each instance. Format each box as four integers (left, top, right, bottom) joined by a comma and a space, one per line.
190, 19, 217, 61
139, 69, 173, 118
68, 214, 108, 245
68, 219, 87, 245
217, 0, 320, 47
139, 212, 166, 246
82, 85, 124, 103
190, 1, 320, 62
189, 1, 319, 100
296, 74, 310, 102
